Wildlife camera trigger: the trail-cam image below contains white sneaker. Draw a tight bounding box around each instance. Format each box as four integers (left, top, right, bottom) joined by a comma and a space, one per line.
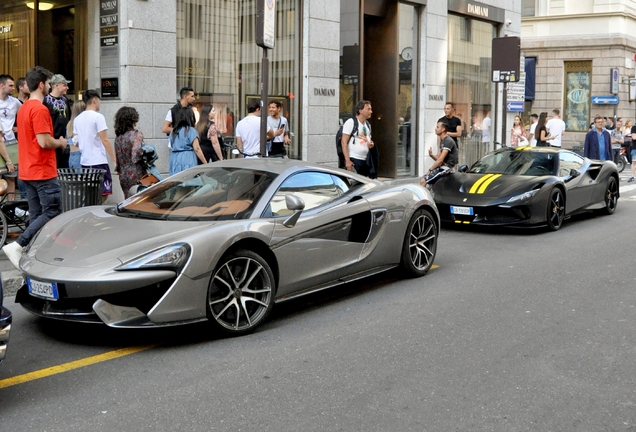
2, 241, 24, 270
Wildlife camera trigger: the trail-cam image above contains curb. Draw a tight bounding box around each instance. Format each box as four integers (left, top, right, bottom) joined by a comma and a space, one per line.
2, 269, 23, 297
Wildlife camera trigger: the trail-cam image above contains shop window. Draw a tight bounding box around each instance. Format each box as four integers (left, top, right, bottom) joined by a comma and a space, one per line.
447, 14, 496, 165
177, 0, 300, 158
563, 61, 592, 132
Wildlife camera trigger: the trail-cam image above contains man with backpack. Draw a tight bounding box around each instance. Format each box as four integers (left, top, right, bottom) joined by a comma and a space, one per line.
338, 100, 376, 177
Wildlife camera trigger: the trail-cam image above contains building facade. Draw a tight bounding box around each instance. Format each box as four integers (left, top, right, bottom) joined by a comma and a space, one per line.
1, 0, 520, 201
522, 0, 636, 147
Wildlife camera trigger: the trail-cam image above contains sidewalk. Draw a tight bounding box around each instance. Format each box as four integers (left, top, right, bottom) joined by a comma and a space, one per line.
0, 244, 23, 297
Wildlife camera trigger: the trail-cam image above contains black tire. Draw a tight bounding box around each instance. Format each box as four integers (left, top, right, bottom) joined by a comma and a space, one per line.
207, 249, 275, 336
0, 211, 8, 247
546, 188, 565, 231
616, 157, 625, 173
600, 176, 618, 215
400, 208, 438, 277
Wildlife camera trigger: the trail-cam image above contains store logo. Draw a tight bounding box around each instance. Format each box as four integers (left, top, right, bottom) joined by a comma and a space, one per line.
101, 0, 117, 11
0, 24, 12, 34
314, 88, 336, 97
567, 89, 588, 104
467, 3, 488, 17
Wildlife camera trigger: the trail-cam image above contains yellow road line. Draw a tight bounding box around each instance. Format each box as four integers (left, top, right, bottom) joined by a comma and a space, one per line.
477, 174, 502, 194
0, 344, 158, 390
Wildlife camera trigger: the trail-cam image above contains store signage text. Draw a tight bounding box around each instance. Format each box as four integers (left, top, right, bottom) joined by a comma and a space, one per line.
429, 94, 444, 101
314, 88, 336, 97
101, 0, 117, 11
467, 3, 488, 18
0, 25, 12, 34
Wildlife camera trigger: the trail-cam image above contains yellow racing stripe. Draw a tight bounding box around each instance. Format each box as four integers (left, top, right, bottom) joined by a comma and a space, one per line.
0, 344, 158, 389
468, 174, 494, 194
477, 174, 502, 194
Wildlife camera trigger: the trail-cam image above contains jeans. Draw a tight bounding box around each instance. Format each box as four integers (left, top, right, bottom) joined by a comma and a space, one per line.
16, 178, 62, 247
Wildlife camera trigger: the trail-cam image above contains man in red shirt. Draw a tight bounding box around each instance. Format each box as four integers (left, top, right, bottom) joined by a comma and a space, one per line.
2, 66, 67, 269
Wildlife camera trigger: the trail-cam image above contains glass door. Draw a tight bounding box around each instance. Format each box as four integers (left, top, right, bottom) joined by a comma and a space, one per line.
396, 3, 418, 176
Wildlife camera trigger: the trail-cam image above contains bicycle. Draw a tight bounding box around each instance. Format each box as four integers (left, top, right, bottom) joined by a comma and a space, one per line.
0, 180, 29, 247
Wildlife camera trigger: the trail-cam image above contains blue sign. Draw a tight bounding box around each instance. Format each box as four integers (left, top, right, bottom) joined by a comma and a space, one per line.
506, 101, 524, 111
591, 95, 619, 105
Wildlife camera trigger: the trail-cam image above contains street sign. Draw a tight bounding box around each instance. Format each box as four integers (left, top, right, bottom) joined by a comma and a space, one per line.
492, 37, 520, 82
611, 68, 619, 95
506, 101, 524, 111
591, 95, 619, 105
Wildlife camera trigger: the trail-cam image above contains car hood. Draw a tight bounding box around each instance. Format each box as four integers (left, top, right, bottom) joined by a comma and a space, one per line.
433, 172, 548, 200
28, 207, 218, 268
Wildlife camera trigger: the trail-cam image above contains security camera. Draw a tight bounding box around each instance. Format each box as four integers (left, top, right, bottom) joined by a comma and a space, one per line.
505, 19, 512, 27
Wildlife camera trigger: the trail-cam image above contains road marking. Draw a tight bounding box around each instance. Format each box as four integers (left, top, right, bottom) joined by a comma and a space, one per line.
0, 344, 158, 389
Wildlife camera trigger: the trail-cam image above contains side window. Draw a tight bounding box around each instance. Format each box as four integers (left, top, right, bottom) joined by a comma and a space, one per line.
269, 172, 341, 216
331, 175, 350, 195
558, 152, 584, 177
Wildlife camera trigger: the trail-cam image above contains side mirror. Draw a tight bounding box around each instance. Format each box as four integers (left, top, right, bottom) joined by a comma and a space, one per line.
283, 195, 305, 228
458, 165, 469, 173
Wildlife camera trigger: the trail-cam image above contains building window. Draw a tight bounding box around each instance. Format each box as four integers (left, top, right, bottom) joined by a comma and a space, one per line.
522, 0, 536, 17
563, 61, 592, 132
177, 0, 301, 158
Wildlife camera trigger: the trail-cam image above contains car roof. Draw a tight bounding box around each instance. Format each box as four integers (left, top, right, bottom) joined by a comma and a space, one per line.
205, 158, 375, 182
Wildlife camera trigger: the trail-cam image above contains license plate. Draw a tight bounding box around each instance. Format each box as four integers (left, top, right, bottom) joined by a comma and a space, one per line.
450, 206, 474, 216
26, 278, 59, 301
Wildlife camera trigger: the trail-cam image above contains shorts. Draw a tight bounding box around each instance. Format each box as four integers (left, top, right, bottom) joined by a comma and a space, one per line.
423, 166, 452, 186
631, 149, 636, 160
81, 163, 113, 195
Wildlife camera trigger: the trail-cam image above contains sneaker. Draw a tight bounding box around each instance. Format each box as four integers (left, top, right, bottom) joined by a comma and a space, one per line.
2, 241, 24, 270
629, 177, 635, 183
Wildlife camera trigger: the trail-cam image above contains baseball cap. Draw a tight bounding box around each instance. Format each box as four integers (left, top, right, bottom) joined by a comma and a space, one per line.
50, 74, 71, 85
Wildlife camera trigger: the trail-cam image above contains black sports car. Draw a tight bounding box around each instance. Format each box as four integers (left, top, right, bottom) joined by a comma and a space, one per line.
432, 147, 619, 230
0, 278, 11, 364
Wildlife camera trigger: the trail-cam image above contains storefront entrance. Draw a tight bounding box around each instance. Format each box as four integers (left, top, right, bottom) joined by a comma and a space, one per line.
340, 0, 420, 179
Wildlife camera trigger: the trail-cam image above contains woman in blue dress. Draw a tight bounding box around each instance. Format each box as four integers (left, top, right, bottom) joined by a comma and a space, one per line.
169, 109, 207, 176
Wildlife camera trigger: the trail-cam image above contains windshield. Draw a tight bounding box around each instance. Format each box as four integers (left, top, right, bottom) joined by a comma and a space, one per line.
117, 167, 276, 221
469, 150, 556, 176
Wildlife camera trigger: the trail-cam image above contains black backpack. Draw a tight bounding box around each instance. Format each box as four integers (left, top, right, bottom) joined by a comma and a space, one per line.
336, 117, 360, 169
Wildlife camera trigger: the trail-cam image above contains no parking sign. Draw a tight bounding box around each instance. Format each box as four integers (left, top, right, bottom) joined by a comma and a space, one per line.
611, 68, 619, 95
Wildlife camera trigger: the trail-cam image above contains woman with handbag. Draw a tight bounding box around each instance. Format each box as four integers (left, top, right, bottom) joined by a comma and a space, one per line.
510, 115, 528, 147
114, 107, 146, 198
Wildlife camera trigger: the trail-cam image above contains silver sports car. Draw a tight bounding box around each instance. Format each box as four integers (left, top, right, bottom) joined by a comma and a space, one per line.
16, 160, 439, 335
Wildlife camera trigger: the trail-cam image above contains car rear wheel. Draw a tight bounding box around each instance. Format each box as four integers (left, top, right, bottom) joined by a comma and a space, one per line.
400, 209, 438, 277
207, 249, 275, 336
601, 176, 618, 215
546, 188, 565, 231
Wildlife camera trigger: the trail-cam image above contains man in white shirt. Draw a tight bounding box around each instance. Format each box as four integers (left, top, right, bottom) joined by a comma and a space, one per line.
73, 90, 116, 202
481, 111, 491, 147
527, 113, 538, 146
266, 100, 290, 157
546, 109, 566, 148
235, 99, 273, 157
0, 74, 21, 199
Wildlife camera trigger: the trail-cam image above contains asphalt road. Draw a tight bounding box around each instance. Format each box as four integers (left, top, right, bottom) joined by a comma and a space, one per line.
1, 180, 636, 431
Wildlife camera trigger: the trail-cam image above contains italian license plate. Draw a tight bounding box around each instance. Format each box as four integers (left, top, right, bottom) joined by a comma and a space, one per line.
26, 278, 59, 300
450, 206, 474, 216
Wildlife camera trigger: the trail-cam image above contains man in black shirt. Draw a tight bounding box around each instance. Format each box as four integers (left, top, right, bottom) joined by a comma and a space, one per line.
438, 101, 462, 147
420, 120, 458, 187
43, 74, 72, 168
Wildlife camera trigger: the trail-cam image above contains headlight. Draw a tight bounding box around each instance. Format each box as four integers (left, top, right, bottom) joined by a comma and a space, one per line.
506, 189, 539, 204
115, 243, 190, 271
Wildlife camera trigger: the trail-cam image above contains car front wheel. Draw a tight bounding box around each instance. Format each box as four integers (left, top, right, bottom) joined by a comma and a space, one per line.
207, 249, 275, 336
601, 176, 618, 215
546, 188, 565, 231
400, 208, 438, 277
